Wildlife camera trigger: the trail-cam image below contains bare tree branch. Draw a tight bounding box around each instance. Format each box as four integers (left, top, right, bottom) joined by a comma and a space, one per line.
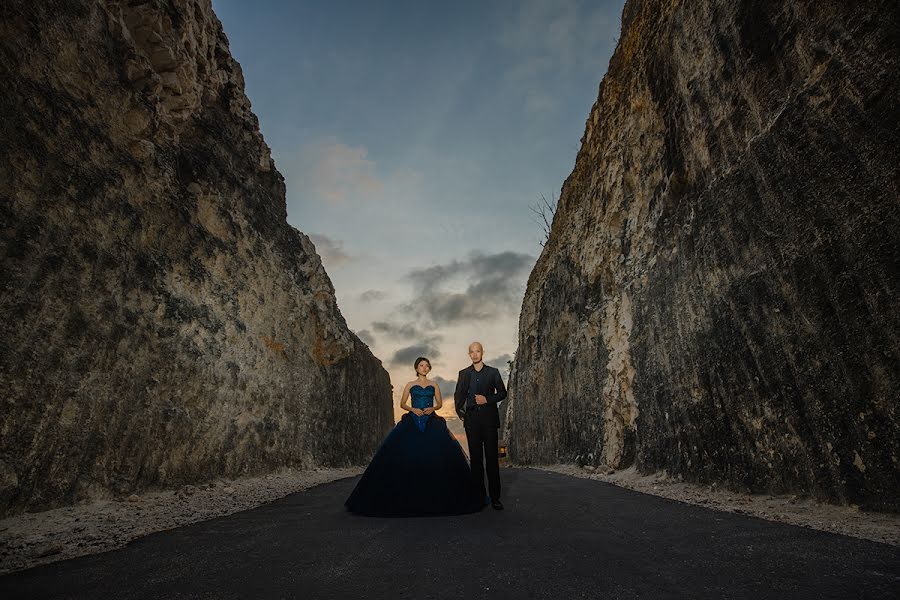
529, 193, 557, 246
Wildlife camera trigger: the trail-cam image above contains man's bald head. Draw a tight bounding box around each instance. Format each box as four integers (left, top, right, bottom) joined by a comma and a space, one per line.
468, 341, 484, 365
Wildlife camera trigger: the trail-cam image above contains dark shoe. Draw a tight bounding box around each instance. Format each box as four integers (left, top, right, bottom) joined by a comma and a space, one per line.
491, 499, 504, 511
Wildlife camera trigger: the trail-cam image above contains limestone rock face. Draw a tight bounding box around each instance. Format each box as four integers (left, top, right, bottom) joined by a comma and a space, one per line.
0, 0, 393, 517
504, 0, 899, 509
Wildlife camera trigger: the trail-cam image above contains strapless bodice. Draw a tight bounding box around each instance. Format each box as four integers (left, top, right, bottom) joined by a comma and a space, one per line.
410, 385, 435, 432
410, 384, 435, 409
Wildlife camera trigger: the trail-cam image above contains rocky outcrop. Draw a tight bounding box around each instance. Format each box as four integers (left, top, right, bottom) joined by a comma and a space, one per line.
504, 0, 899, 510
0, 0, 393, 517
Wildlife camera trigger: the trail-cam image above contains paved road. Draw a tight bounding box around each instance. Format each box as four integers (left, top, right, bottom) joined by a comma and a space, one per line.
1, 468, 898, 599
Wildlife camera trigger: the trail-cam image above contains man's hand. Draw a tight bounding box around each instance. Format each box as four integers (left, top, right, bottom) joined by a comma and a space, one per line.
475, 394, 488, 405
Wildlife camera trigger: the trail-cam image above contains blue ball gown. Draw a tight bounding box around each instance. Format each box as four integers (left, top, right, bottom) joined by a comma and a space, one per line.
344, 384, 486, 517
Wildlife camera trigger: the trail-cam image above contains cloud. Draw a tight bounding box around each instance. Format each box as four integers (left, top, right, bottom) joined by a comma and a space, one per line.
404, 251, 534, 326
484, 353, 513, 371
388, 342, 442, 368
420, 292, 476, 324
499, 0, 616, 65
467, 251, 535, 280
524, 90, 557, 114
505, 56, 555, 83
310, 140, 383, 203
359, 289, 387, 302
308, 233, 352, 266
288, 137, 424, 206
372, 320, 426, 340
433, 375, 457, 399
499, 0, 581, 67
355, 329, 375, 346
498, 0, 619, 114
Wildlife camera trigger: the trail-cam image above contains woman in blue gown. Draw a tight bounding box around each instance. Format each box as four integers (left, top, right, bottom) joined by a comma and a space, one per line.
345, 357, 486, 517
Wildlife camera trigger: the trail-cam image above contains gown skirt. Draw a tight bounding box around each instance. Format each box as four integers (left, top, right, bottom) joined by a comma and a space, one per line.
345, 410, 486, 517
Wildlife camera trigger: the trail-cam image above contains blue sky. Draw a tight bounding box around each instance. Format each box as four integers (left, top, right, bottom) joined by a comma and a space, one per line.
212, 0, 625, 418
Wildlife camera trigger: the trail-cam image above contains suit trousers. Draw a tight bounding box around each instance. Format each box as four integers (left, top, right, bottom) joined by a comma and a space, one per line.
465, 417, 501, 501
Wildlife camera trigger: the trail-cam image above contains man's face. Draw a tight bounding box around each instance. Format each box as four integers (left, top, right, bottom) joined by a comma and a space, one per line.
468, 343, 483, 364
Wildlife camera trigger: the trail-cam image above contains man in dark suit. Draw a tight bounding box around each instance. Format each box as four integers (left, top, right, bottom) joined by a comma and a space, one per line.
454, 341, 507, 510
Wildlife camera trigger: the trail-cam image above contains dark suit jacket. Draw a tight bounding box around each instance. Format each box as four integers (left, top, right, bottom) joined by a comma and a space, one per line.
454, 364, 507, 427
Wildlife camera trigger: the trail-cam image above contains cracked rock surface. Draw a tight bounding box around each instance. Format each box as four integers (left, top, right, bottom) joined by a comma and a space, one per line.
0, 0, 393, 518
504, 0, 899, 510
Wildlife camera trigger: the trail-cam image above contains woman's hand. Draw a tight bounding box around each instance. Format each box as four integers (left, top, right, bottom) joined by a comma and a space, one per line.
422, 407, 435, 415
411, 408, 424, 416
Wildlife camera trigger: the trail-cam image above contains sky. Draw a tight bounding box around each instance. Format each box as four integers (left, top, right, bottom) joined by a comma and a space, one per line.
212, 0, 626, 421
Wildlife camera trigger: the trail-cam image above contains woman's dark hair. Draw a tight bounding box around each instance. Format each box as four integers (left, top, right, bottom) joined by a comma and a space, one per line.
414, 357, 431, 373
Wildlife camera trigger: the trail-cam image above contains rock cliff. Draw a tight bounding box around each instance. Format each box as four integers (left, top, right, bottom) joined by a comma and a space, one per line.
0, 0, 393, 517
504, 0, 899, 510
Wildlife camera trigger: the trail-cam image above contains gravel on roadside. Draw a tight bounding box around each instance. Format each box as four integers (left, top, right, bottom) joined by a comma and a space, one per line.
0, 467, 363, 575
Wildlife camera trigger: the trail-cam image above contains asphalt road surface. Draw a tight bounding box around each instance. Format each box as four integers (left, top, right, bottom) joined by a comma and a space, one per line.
1, 468, 898, 599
